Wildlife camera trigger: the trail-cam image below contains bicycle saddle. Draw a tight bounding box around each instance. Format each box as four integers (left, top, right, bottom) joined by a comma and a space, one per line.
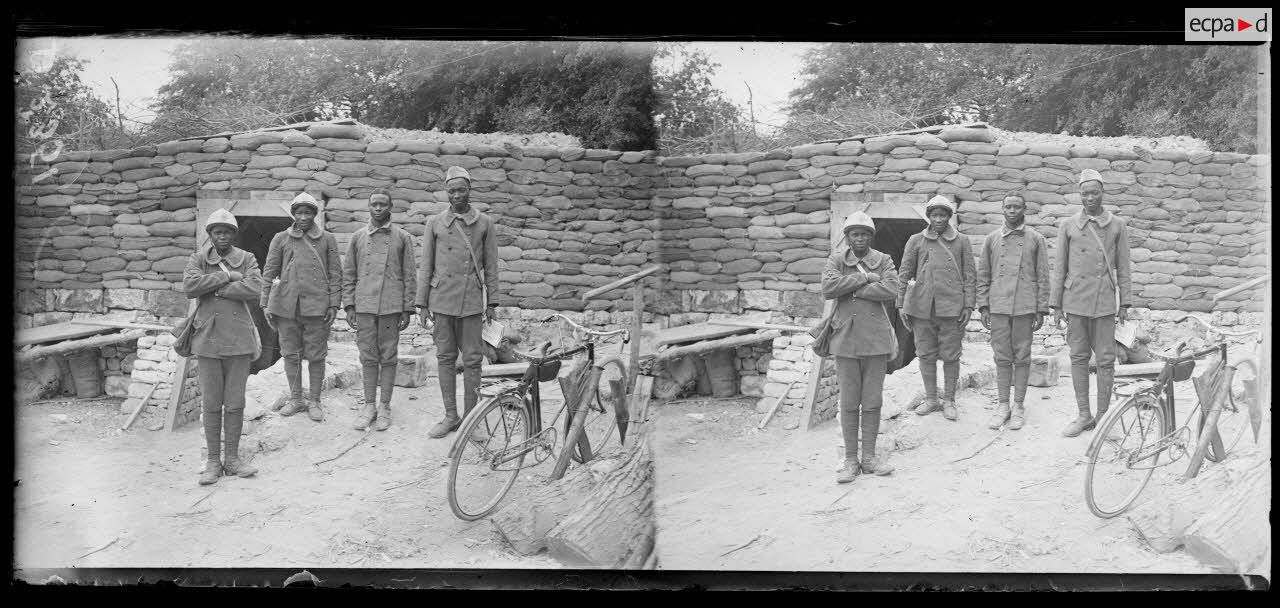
515, 341, 562, 383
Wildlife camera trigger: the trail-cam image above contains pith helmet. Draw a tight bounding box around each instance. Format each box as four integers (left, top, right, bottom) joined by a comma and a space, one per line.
205, 208, 238, 233
291, 192, 319, 214
1078, 168, 1104, 187
842, 211, 876, 234
925, 195, 955, 217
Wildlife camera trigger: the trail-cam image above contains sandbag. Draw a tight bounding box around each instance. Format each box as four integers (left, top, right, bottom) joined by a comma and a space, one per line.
705, 349, 738, 398
67, 348, 103, 398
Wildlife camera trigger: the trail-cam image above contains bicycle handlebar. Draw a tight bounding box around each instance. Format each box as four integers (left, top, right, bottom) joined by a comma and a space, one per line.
1175, 313, 1263, 339
541, 313, 629, 338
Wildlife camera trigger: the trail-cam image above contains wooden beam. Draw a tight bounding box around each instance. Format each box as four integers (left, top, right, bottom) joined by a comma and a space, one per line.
709, 320, 811, 333
121, 383, 158, 431
624, 375, 655, 449
65, 320, 174, 332
1114, 362, 1166, 378
165, 357, 191, 432
650, 330, 781, 363
629, 283, 642, 393
581, 266, 661, 301
799, 355, 826, 431
14, 322, 112, 347
757, 380, 797, 430
1213, 275, 1269, 302
16, 330, 149, 363
651, 322, 754, 349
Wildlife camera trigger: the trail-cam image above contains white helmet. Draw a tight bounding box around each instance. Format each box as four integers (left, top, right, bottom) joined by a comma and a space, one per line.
925, 195, 955, 217
842, 211, 876, 234
205, 208, 238, 233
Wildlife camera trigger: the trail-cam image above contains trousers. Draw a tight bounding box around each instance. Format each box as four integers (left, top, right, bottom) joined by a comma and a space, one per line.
433, 312, 484, 414
277, 314, 330, 363
835, 355, 887, 461
910, 315, 965, 363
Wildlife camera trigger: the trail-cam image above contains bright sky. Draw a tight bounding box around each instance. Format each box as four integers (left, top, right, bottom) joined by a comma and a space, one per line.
674, 42, 821, 132
15, 38, 820, 132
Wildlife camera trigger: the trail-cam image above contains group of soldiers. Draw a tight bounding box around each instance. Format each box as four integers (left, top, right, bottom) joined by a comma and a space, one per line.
184, 166, 499, 486
823, 168, 1132, 484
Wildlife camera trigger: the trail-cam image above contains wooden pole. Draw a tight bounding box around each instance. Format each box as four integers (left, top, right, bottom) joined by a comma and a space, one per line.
650, 330, 781, 363
65, 320, 174, 332
630, 282, 642, 393
709, 320, 811, 333
757, 380, 797, 430
581, 266, 661, 301
121, 383, 158, 431
165, 357, 191, 432
16, 329, 150, 363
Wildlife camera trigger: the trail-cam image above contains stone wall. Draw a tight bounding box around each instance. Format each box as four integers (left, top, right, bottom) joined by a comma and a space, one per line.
14, 122, 1270, 427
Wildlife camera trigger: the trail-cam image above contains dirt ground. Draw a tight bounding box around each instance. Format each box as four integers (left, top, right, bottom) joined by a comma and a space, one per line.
653, 356, 1232, 573
12, 356, 565, 576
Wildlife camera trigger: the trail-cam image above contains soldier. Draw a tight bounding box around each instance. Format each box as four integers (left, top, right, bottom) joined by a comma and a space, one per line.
897, 195, 976, 421
822, 211, 901, 483
343, 188, 417, 432
261, 193, 342, 422
977, 192, 1050, 431
183, 209, 263, 485
1051, 169, 1132, 438
417, 166, 500, 439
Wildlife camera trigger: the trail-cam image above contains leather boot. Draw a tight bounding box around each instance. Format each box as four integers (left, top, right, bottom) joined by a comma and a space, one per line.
836, 459, 860, 484
222, 409, 258, 478
916, 359, 940, 415
279, 358, 305, 416
373, 365, 396, 431
429, 361, 462, 438
1062, 366, 1095, 437
988, 366, 1012, 428
199, 409, 222, 485
353, 400, 376, 431
306, 360, 325, 422
1009, 364, 1030, 430
860, 414, 893, 475
941, 360, 960, 421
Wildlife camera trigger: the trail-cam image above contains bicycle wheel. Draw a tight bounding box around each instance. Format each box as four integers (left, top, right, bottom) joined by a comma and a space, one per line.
572, 356, 629, 464
447, 392, 532, 521
1206, 358, 1259, 462
1084, 393, 1166, 518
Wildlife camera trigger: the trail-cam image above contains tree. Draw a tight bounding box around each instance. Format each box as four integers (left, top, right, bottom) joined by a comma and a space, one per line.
15, 55, 120, 153
653, 45, 744, 155
785, 43, 1259, 152
152, 39, 658, 150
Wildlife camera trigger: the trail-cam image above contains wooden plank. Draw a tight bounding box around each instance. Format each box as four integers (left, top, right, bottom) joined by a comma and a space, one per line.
629, 283, 642, 394
757, 380, 798, 430
121, 383, 158, 431
651, 330, 781, 363
624, 375, 655, 449
651, 321, 754, 349
482, 362, 532, 378
1115, 362, 1167, 377
16, 330, 149, 363
581, 266, 661, 301
165, 357, 191, 432
70, 320, 176, 332
800, 356, 826, 431
709, 320, 811, 333
14, 322, 113, 348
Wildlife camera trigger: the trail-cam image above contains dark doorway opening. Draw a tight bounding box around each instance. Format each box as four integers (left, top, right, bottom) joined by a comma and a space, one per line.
234, 215, 292, 374
873, 217, 929, 372
235, 216, 293, 272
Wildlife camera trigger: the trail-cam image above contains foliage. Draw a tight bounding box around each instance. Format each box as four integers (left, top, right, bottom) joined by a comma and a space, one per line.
786, 43, 1260, 152
653, 45, 743, 155
14, 55, 122, 153
153, 39, 657, 150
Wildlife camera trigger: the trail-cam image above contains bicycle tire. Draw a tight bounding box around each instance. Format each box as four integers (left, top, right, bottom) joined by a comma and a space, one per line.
1205, 357, 1259, 462
1084, 392, 1165, 519
446, 392, 532, 521
572, 356, 629, 464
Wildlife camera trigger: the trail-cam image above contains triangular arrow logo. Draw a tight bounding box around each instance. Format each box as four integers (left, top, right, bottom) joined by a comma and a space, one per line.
1239, 18, 1253, 30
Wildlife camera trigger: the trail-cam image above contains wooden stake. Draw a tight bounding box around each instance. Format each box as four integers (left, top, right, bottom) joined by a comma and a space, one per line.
757, 380, 798, 430
65, 320, 174, 332
121, 383, 158, 431
630, 282, 642, 393
709, 320, 811, 333
165, 357, 191, 432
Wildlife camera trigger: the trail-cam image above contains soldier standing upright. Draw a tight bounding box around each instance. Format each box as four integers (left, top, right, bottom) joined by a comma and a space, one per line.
897, 195, 976, 422
977, 192, 1050, 431
343, 188, 417, 432
417, 166, 500, 439
261, 193, 342, 422
1051, 169, 1132, 438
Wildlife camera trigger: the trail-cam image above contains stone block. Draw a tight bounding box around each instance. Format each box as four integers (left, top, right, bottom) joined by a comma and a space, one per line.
395, 350, 432, 388
1028, 355, 1060, 387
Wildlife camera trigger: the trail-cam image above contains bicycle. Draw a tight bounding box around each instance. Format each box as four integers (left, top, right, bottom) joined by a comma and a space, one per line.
1083, 278, 1266, 519
446, 313, 630, 521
